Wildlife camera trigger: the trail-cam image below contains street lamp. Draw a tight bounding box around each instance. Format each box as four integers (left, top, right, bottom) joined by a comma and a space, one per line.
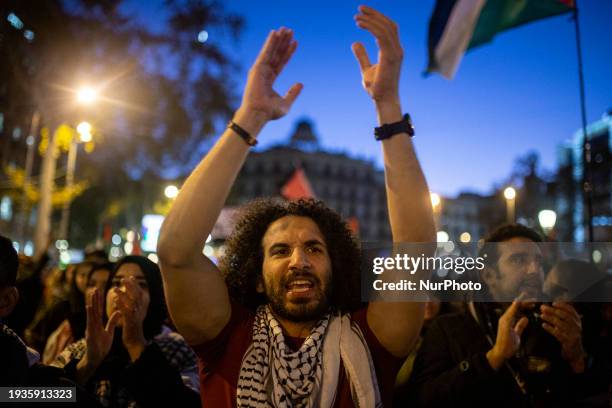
34, 85, 98, 254
430, 192, 441, 209
58, 121, 93, 240
503, 187, 516, 223
436, 230, 449, 242
459, 232, 471, 243
538, 209, 557, 235
164, 185, 179, 199
76, 87, 97, 104
76, 121, 92, 142
430, 192, 442, 229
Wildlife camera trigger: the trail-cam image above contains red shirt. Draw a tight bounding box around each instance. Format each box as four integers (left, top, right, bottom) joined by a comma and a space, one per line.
192, 302, 403, 407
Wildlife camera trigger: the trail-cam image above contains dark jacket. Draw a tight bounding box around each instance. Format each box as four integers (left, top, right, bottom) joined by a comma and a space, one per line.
405, 307, 600, 408
54, 331, 200, 408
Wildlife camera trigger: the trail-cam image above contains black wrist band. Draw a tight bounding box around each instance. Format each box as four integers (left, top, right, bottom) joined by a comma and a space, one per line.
228, 120, 258, 146
374, 113, 415, 141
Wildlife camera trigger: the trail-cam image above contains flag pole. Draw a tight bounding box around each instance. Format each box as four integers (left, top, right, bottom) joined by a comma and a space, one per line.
572, 2, 594, 242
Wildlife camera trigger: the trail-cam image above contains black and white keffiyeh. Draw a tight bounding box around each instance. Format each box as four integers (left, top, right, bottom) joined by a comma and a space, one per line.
237, 306, 382, 408
237, 305, 330, 408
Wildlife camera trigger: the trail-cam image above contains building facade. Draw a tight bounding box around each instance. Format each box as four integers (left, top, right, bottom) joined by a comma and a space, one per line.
227, 119, 391, 241
556, 110, 612, 242
437, 192, 501, 243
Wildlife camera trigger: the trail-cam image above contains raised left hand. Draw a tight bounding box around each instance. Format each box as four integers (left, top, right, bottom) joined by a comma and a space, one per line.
351, 5, 403, 105
540, 302, 586, 373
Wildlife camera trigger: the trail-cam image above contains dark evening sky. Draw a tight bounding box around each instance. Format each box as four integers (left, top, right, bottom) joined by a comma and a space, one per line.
122, 0, 612, 196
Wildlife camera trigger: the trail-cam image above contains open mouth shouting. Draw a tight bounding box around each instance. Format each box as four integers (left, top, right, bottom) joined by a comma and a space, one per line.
285, 275, 318, 301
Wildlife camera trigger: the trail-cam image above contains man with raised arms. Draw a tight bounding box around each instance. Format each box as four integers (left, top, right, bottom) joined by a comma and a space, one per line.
158, 5, 435, 407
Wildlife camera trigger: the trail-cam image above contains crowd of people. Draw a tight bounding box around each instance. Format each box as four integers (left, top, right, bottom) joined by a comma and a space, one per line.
1, 5, 610, 407
2, 223, 610, 407
1, 237, 200, 407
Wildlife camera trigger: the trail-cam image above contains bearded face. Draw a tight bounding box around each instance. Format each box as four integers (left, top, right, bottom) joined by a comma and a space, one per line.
484, 237, 544, 302
260, 216, 333, 322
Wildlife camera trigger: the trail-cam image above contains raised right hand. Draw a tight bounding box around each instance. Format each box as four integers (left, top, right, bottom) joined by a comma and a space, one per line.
351, 5, 403, 105
486, 300, 529, 370
240, 28, 303, 121
84, 287, 122, 368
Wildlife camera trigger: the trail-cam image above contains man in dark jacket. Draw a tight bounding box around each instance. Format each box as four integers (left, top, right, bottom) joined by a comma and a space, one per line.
407, 224, 594, 407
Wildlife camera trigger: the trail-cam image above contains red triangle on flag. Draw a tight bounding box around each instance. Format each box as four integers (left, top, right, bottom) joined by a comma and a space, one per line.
347, 217, 360, 236
132, 238, 141, 255
281, 168, 315, 201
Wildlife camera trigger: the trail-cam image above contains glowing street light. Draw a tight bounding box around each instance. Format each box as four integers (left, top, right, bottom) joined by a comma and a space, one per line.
436, 230, 449, 242
76, 121, 92, 142
459, 232, 471, 243
197, 30, 209, 43
430, 192, 442, 229
503, 186, 516, 223
79, 132, 92, 143
58, 121, 94, 240
77, 87, 97, 104
38, 82, 99, 251
430, 192, 441, 210
538, 209, 557, 234
164, 185, 179, 199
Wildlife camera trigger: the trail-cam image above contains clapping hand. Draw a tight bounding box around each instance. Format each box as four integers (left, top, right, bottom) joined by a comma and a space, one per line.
486, 300, 530, 370
112, 276, 148, 361
84, 287, 122, 368
351, 5, 403, 105
540, 302, 586, 373
240, 28, 303, 121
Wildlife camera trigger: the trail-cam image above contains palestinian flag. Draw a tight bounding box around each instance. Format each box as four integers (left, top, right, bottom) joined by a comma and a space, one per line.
281, 168, 315, 201
427, 0, 575, 79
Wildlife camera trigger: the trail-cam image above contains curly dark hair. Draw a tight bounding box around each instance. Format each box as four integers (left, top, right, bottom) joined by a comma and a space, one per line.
220, 198, 362, 313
